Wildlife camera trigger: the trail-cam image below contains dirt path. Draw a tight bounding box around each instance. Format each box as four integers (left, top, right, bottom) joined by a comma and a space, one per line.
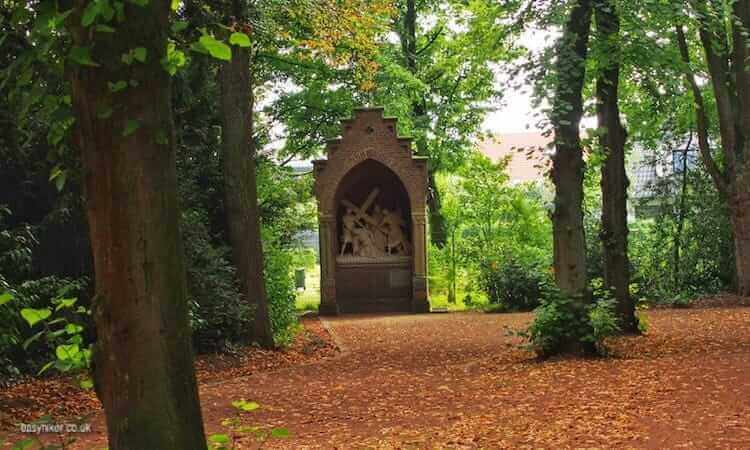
4, 307, 750, 449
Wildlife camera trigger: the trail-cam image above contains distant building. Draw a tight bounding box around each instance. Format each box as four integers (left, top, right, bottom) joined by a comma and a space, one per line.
477, 132, 552, 184
629, 138, 699, 219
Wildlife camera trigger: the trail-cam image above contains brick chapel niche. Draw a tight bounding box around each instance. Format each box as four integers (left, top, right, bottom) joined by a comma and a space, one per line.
313, 108, 430, 314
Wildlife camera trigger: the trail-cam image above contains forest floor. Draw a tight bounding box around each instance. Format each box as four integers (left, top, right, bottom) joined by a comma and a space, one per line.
2, 296, 750, 449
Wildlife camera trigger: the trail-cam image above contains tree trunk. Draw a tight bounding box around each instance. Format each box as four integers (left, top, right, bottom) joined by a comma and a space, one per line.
427, 171, 448, 246
679, 2, 750, 296
731, 191, 750, 296
551, 0, 593, 300
594, 0, 636, 333
673, 134, 693, 290
68, 1, 207, 448
730, 0, 750, 296
219, 9, 274, 349
400, 0, 447, 247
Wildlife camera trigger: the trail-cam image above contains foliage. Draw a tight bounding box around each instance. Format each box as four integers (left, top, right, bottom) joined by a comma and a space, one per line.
517, 285, 621, 358
207, 400, 291, 449
432, 152, 553, 307
478, 258, 552, 312
181, 209, 252, 351
629, 166, 734, 304
263, 231, 302, 348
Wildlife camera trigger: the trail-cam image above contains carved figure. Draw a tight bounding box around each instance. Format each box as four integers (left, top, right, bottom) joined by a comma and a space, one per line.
340, 208, 374, 256
380, 208, 411, 255
339, 187, 411, 258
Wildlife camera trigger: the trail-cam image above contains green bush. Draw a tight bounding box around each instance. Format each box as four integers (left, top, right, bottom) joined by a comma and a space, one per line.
264, 241, 299, 347
518, 286, 621, 357
181, 209, 252, 351
478, 257, 552, 312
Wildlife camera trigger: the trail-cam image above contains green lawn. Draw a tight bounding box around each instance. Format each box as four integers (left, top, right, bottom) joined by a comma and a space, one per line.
295, 265, 321, 312
295, 265, 487, 312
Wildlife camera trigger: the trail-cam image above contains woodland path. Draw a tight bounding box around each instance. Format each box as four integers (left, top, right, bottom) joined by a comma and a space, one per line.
8, 305, 750, 449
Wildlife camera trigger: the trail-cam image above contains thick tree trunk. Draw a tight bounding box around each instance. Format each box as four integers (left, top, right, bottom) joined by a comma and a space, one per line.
68, 1, 207, 448
730, 0, 750, 296
680, 1, 750, 296
731, 191, 750, 296
219, 22, 274, 348
551, 0, 593, 300
594, 0, 637, 333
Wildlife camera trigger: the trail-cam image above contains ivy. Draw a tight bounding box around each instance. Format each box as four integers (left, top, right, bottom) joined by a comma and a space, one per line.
197, 34, 232, 61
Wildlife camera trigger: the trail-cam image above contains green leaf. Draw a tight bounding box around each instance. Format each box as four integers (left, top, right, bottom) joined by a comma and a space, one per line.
11, 437, 34, 450
108, 80, 128, 92
79, 377, 94, 390
231, 399, 260, 412
22, 331, 45, 350
133, 47, 148, 63
20, 308, 52, 327
208, 434, 230, 444
65, 323, 84, 335
171, 20, 188, 33
81, 1, 101, 27
162, 43, 187, 75
128, 0, 149, 6
55, 297, 77, 311
199, 35, 231, 61
122, 119, 140, 137
171, 0, 181, 11
270, 428, 291, 438
56, 344, 80, 361
95, 24, 116, 33
0, 292, 13, 306
37, 361, 55, 376
229, 32, 251, 47
69, 46, 99, 67
190, 40, 209, 55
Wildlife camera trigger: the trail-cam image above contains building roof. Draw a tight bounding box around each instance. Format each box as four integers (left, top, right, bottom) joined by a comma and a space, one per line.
477, 132, 552, 184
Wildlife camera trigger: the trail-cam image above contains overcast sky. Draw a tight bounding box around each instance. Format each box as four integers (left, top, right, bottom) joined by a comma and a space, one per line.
481, 29, 552, 135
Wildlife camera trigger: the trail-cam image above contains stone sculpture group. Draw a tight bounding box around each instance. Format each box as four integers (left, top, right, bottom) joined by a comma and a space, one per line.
339, 187, 411, 258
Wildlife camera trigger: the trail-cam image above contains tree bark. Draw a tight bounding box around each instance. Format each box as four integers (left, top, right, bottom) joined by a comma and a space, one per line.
594, 0, 636, 332
673, 134, 693, 291
400, 0, 447, 247
678, 1, 750, 296
219, 1, 275, 348
551, 0, 593, 300
67, 1, 207, 448
730, 0, 750, 296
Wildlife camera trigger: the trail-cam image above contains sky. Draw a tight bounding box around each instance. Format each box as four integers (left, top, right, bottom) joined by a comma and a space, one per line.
482, 29, 552, 135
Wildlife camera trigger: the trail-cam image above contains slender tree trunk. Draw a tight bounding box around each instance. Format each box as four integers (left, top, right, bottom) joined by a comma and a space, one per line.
594, 0, 636, 332
219, 3, 274, 348
673, 134, 693, 289
68, 1, 206, 448
401, 0, 447, 247
427, 171, 448, 246
551, 0, 593, 301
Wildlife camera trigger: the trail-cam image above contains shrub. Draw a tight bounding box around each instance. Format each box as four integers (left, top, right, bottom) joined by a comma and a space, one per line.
478, 257, 552, 312
181, 209, 252, 351
264, 241, 299, 347
518, 286, 621, 357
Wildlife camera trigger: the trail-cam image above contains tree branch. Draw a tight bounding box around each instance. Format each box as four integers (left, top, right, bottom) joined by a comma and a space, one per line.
675, 24, 729, 197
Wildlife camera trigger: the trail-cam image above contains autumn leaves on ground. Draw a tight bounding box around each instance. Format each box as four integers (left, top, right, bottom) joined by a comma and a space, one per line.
2, 298, 749, 449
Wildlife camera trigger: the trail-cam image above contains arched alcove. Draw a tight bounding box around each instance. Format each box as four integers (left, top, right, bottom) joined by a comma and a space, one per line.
333, 159, 413, 250
313, 108, 430, 314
